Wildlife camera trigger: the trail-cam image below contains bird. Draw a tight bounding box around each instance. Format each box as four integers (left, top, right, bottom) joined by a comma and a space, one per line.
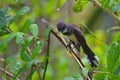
56, 21, 98, 67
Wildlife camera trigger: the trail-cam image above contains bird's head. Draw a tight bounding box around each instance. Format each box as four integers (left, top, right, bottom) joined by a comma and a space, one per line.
56, 21, 67, 33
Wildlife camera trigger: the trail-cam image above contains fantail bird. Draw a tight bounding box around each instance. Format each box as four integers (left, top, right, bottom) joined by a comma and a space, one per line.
56, 21, 98, 67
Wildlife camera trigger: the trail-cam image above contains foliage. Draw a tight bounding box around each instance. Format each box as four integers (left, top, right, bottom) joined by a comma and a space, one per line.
73, 0, 88, 13
93, 40, 120, 80
0, 0, 120, 80
0, 3, 44, 79
99, 0, 120, 12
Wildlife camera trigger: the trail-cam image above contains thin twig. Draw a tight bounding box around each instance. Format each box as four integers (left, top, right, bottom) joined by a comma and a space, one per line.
90, 0, 120, 24
0, 68, 20, 80
6, 27, 12, 33
26, 47, 32, 56
43, 32, 51, 80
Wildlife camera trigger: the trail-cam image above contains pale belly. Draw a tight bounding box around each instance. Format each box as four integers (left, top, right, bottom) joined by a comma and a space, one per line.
68, 34, 78, 42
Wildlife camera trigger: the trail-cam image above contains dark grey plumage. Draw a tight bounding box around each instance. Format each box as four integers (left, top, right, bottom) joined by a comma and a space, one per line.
56, 21, 98, 67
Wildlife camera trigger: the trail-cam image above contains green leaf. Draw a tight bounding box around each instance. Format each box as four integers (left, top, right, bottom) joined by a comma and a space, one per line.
24, 60, 34, 69
102, 0, 115, 10
20, 51, 32, 61
0, 9, 7, 28
93, 73, 107, 80
5, 55, 21, 72
10, 60, 23, 73
16, 32, 24, 44
64, 77, 75, 80
44, 26, 52, 39
0, 44, 7, 53
102, 0, 109, 9
1, 7, 11, 14
14, 60, 34, 79
72, 73, 83, 80
104, 75, 108, 80
14, 66, 25, 80
7, 16, 14, 24
112, 3, 120, 12
9, 6, 30, 25
73, 0, 82, 13
16, 6, 30, 16
0, 29, 9, 36
118, 36, 120, 43
16, 0, 25, 3
26, 68, 36, 80
22, 18, 35, 33
114, 65, 120, 75
29, 24, 38, 37
21, 36, 33, 51
0, 32, 17, 46
73, 0, 88, 13
57, 0, 66, 8
109, 0, 115, 6
106, 42, 120, 73
82, 68, 88, 78
20, 36, 33, 61
32, 41, 43, 58
5, 55, 16, 64
111, 32, 120, 42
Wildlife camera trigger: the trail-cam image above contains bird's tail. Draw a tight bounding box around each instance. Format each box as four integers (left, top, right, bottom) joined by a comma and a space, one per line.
82, 44, 98, 67
73, 31, 98, 67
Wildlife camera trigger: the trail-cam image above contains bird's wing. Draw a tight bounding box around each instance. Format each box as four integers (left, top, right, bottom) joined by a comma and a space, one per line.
70, 24, 98, 67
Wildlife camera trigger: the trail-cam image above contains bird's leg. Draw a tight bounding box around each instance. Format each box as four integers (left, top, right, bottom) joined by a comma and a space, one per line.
66, 40, 77, 53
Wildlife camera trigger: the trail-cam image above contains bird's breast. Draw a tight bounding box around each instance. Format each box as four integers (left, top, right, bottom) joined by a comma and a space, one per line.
68, 34, 78, 42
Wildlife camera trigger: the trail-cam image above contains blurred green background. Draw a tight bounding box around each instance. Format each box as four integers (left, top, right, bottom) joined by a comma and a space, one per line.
0, 0, 120, 80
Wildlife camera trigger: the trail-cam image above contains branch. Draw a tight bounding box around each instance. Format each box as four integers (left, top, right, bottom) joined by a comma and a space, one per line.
91, 0, 120, 24
43, 32, 51, 80
0, 68, 20, 80
27, 47, 32, 56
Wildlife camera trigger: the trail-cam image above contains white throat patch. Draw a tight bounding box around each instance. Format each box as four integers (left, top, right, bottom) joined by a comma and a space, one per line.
62, 27, 67, 33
